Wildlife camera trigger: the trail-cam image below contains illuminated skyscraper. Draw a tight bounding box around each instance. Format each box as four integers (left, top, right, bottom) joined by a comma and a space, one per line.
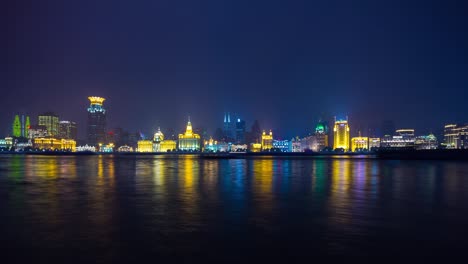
333, 117, 350, 151
12, 114, 30, 138
59, 121, 77, 140
12, 115, 21, 137
24, 116, 30, 138
223, 112, 236, 141
235, 118, 246, 144
39, 112, 59, 137
87, 96, 107, 146
178, 118, 201, 151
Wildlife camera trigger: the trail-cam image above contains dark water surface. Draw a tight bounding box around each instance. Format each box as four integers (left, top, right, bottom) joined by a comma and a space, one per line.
1, 155, 468, 261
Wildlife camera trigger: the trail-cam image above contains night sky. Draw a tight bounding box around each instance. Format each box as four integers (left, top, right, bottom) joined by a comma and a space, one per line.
3, 0, 468, 139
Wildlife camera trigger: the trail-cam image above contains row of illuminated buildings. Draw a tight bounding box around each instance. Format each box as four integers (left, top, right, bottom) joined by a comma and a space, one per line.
3, 95, 468, 153
0, 112, 78, 151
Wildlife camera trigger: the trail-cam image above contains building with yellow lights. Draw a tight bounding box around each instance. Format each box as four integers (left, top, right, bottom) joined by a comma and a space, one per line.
33, 138, 76, 151
178, 119, 200, 151
261, 130, 273, 151
250, 143, 262, 152
333, 117, 350, 151
351, 137, 369, 152
160, 140, 177, 152
137, 140, 153, 153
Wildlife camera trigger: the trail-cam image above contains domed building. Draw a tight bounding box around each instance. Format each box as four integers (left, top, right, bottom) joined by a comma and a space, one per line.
153, 127, 164, 143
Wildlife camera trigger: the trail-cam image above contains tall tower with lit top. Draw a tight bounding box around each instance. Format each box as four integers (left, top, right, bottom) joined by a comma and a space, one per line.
87, 96, 107, 146
333, 116, 350, 151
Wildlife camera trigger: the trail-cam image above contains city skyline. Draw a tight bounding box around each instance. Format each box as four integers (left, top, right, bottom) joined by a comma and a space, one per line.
3, 0, 468, 139
2, 97, 461, 142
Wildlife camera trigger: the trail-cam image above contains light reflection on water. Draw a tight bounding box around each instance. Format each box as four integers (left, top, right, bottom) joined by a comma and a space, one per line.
1, 155, 468, 260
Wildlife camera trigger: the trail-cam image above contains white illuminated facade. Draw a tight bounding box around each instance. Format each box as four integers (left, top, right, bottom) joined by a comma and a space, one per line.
272, 139, 291, 152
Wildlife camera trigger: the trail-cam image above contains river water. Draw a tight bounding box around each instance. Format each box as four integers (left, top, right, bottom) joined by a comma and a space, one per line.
1, 155, 468, 260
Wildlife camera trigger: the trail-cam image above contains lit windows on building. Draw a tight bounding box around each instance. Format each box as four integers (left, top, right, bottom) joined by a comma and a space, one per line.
12, 114, 30, 138
99, 143, 114, 153
137, 140, 153, 153
235, 118, 246, 144
272, 139, 291, 152
351, 137, 369, 152
160, 140, 177, 152
250, 143, 262, 152
87, 96, 107, 147
444, 124, 468, 149
33, 138, 76, 151
333, 117, 350, 151
380, 129, 416, 149
415, 134, 438, 150
315, 120, 329, 150
0, 138, 13, 150
457, 132, 468, 149
178, 119, 201, 151
59, 121, 78, 140
369, 138, 381, 149
230, 144, 248, 152
291, 137, 302, 152
38, 112, 59, 137
204, 137, 229, 152
28, 125, 49, 139
117, 145, 134, 152
76, 145, 96, 152
261, 130, 273, 151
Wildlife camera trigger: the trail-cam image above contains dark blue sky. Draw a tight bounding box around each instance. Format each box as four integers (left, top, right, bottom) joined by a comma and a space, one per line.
3, 0, 468, 139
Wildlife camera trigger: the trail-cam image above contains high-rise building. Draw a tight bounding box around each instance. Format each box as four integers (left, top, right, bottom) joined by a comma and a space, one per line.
12, 115, 21, 137
38, 112, 59, 137
12, 114, 30, 138
315, 120, 329, 151
333, 117, 350, 151
261, 130, 273, 151
23, 116, 30, 138
87, 96, 107, 146
247, 120, 262, 144
223, 112, 236, 141
178, 118, 200, 151
235, 118, 246, 144
59, 121, 77, 140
